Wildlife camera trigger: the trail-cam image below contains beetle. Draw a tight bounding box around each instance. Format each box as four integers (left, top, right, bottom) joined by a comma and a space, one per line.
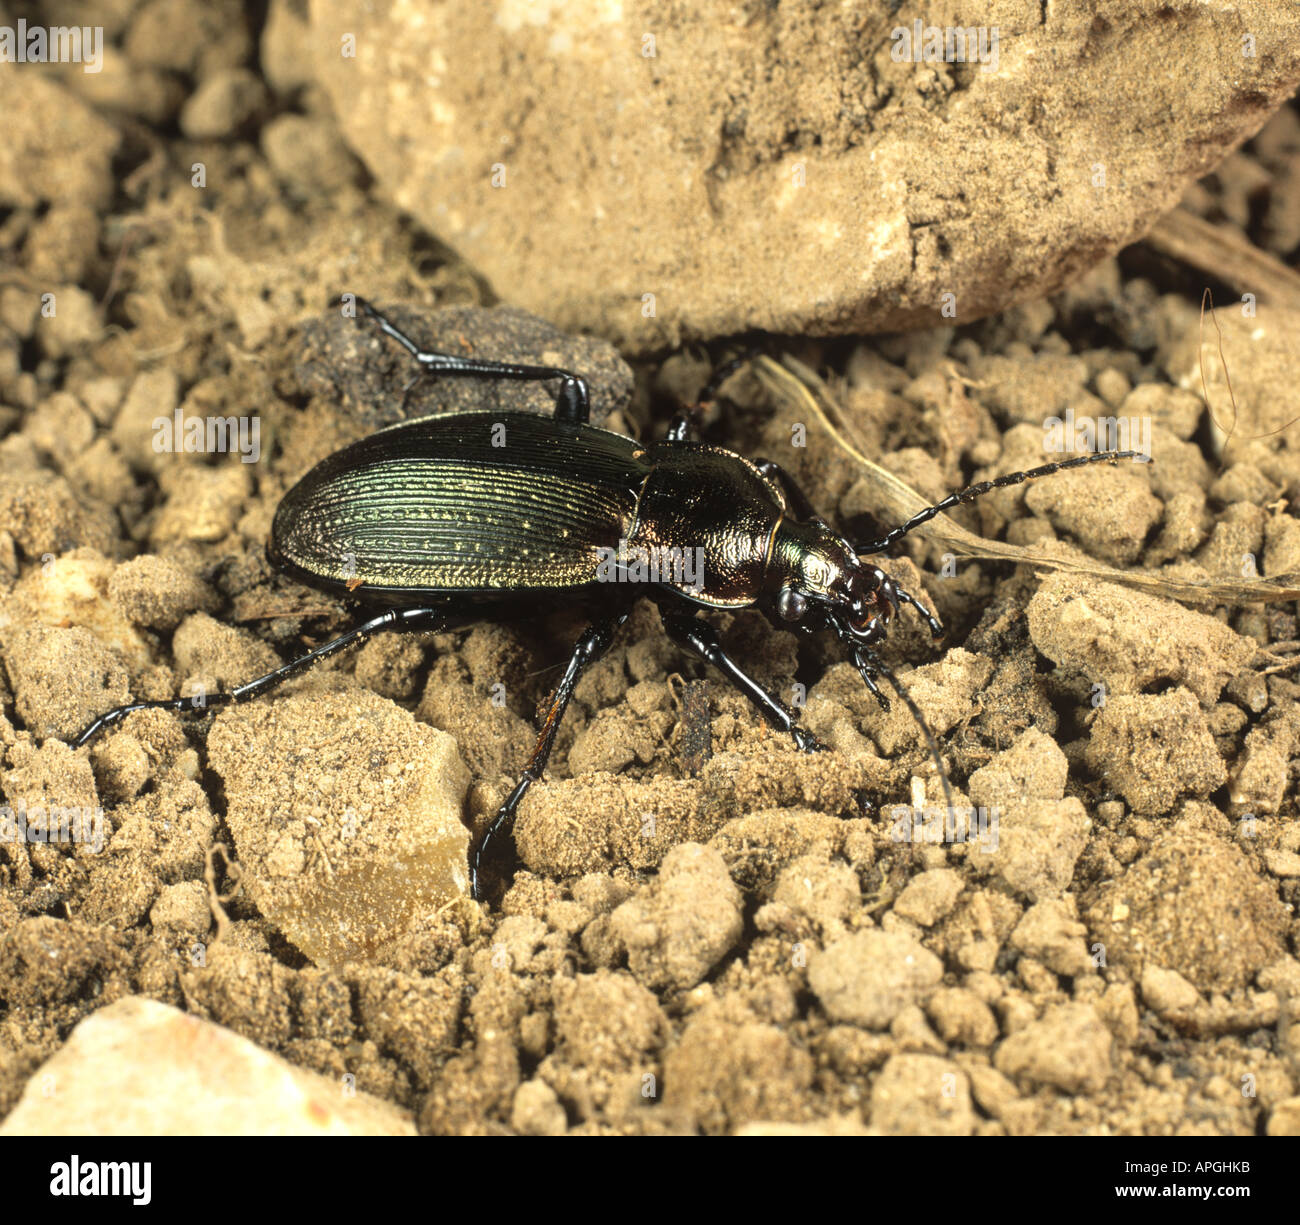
75, 299, 1141, 900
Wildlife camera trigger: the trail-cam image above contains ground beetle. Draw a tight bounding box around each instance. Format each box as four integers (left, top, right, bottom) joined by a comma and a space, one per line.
76, 300, 1140, 900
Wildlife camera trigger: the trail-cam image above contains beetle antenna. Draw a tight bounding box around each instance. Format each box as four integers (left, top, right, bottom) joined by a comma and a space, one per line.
853, 646, 957, 824
858, 449, 1149, 554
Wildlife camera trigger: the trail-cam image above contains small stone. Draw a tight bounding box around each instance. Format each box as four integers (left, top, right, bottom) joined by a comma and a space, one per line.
808, 930, 943, 1030
1209, 463, 1280, 507
352, 965, 462, 1087
125, 0, 252, 77
179, 68, 268, 140
1010, 900, 1092, 977
261, 0, 314, 94
295, 302, 634, 432
1024, 464, 1161, 565
110, 555, 219, 631
972, 798, 1090, 901
1267, 1098, 1300, 1137
925, 987, 999, 1047
0, 625, 129, 742
1195, 503, 1266, 580
171, 611, 279, 695
551, 970, 668, 1074
151, 466, 251, 546
1097, 982, 1140, 1048
994, 1003, 1113, 1094
610, 843, 742, 991
664, 1014, 813, 1134
967, 726, 1068, 808
1094, 368, 1131, 408
35, 287, 101, 359
149, 881, 211, 937
1120, 383, 1203, 440
1085, 825, 1287, 993
1139, 965, 1200, 1016
771, 855, 861, 934
858, 649, 994, 756
1027, 575, 1254, 706
510, 1079, 567, 1137
111, 369, 180, 474
869, 1054, 974, 1136
893, 868, 964, 927
1263, 514, 1300, 579
1265, 849, 1300, 878
1085, 689, 1226, 815
262, 114, 361, 194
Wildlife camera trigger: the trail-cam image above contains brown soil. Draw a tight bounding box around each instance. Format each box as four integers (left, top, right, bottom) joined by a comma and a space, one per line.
1, 3, 1299, 1137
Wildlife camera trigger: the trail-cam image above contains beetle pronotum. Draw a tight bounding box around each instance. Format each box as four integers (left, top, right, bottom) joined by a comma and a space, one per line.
76, 300, 1141, 900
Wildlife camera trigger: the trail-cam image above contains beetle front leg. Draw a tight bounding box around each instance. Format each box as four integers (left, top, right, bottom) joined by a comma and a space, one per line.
472, 610, 630, 901
660, 611, 827, 753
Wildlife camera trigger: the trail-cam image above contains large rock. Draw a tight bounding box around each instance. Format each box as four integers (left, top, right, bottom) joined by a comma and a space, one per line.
0, 997, 415, 1135
310, 0, 1300, 351
207, 690, 470, 969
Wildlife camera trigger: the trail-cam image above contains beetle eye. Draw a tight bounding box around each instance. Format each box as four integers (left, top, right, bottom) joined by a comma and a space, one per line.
777, 588, 807, 621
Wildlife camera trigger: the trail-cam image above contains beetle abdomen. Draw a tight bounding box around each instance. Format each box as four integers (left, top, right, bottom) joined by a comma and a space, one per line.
271, 411, 650, 599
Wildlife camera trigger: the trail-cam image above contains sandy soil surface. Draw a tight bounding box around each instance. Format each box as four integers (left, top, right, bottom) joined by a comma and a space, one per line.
0, 3, 1298, 1136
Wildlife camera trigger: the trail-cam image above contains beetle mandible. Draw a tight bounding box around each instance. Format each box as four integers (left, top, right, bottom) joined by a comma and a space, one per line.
76, 299, 1141, 900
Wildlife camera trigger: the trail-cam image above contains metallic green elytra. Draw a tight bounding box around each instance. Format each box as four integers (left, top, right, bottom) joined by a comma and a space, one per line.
269, 409, 798, 611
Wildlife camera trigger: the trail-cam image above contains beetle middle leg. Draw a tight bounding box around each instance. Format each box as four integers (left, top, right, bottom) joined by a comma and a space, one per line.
353, 297, 592, 423
660, 609, 827, 753
74, 606, 445, 747
472, 609, 630, 901
664, 346, 763, 442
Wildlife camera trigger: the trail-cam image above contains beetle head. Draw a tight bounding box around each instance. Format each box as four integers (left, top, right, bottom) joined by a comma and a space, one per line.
766, 519, 898, 645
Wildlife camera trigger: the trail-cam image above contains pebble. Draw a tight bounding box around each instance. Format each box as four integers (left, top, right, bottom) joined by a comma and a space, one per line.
808, 930, 943, 1030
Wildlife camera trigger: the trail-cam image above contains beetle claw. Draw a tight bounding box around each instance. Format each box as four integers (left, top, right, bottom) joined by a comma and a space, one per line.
792, 726, 829, 753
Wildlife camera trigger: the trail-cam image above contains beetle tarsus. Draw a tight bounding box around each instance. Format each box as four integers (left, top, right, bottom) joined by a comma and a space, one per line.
855, 659, 892, 713
792, 726, 829, 753
471, 772, 535, 902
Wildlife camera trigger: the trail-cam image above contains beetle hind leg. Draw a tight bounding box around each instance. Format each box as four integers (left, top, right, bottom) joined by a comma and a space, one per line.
352, 295, 593, 424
